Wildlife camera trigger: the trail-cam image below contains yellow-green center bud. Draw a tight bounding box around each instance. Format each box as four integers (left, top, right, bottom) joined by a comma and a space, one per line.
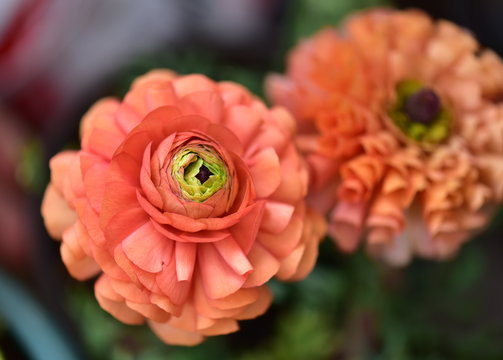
389, 79, 451, 145
171, 145, 228, 202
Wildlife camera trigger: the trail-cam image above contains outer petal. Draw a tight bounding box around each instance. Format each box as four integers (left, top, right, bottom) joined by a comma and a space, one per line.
61, 223, 100, 280
41, 185, 77, 239
95, 275, 145, 325
149, 320, 204, 346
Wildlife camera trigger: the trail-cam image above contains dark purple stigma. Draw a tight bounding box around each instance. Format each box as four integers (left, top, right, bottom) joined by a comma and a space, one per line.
195, 165, 212, 183
404, 88, 441, 125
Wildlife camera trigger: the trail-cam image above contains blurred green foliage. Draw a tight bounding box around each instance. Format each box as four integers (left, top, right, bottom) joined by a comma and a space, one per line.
17, 139, 47, 194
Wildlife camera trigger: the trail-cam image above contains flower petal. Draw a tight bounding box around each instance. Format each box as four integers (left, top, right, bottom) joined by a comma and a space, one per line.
224, 105, 262, 147
122, 221, 173, 273
260, 201, 295, 234
214, 236, 253, 276
149, 320, 204, 346
199, 318, 239, 336
243, 243, 280, 288
248, 147, 281, 198
198, 243, 246, 299
156, 257, 191, 305
175, 242, 197, 282
41, 185, 77, 239
95, 276, 145, 325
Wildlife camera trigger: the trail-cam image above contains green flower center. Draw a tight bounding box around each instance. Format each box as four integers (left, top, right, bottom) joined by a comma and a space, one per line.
171, 145, 228, 202
388, 80, 451, 144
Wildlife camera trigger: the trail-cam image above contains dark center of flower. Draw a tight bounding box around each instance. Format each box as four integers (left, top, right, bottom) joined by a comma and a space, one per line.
195, 164, 213, 183
403, 88, 441, 125
171, 145, 228, 202
388, 80, 451, 145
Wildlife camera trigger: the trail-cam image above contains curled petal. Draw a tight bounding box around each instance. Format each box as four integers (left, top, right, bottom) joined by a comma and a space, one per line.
41, 185, 77, 239
329, 202, 365, 252
95, 276, 145, 325
61, 223, 100, 280
122, 221, 172, 274
198, 243, 246, 299
248, 147, 281, 198
175, 242, 197, 282
149, 320, 204, 346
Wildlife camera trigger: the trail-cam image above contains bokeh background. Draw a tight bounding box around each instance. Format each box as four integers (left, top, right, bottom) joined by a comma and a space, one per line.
1, 0, 503, 359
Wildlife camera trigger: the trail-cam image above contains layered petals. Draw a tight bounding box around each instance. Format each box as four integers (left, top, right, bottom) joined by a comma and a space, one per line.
267, 8, 503, 265
42, 70, 325, 345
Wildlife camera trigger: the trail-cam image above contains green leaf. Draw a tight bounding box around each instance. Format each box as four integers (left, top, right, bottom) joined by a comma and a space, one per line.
240, 308, 338, 360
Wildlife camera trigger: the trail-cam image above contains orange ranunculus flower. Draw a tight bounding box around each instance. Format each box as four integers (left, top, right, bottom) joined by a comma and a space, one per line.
41, 70, 325, 345
267, 9, 503, 265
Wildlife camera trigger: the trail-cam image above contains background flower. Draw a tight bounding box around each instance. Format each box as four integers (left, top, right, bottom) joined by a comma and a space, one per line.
41, 69, 325, 345
267, 8, 503, 265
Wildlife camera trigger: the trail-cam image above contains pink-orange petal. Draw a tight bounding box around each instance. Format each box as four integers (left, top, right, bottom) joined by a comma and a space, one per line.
234, 286, 273, 320
175, 242, 197, 282
86, 128, 123, 161
178, 91, 225, 123
199, 318, 239, 336
156, 258, 191, 305
139, 143, 163, 208
173, 74, 217, 98
131, 69, 177, 88
248, 147, 282, 198
198, 243, 246, 299
61, 224, 100, 280
103, 206, 150, 248
41, 185, 77, 239
208, 286, 260, 311
258, 204, 304, 259
193, 277, 244, 318
115, 103, 142, 134
242, 243, 280, 288
149, 320, 204, 346
95, 276, 145, 325
275, 242, 306, 280
122, 221, 172, 273
224, 105, 262, 147
60, 243, 100, 281
49, 151, 78, 193
329, 202, 365, 252
260, 201, 296, 234
214, 236, 253, 276
125, 301, 170, 322
230, 201, 265, 253
80, 98, 121, 141
145, 82, 178, 111
205, 123, 244, 157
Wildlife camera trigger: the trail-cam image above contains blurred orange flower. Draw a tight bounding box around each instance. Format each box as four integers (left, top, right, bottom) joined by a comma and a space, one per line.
42, 70, 325, 345
267, 9, 503, 265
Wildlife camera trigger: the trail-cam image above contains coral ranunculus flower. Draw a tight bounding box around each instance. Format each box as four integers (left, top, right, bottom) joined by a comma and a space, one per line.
41, 70, 325, 345
267, 9, 503, 266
